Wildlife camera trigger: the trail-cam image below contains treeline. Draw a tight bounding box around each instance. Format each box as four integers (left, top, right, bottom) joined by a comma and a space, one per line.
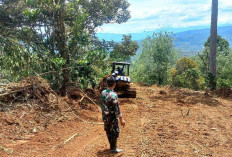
0, 0, 138, 94
1, 1, 230, 91
131, 32, 232, 90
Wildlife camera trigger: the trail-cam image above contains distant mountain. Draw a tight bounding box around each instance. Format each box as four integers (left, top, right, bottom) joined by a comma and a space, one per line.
174, 26, 232, 56
97, 26, 232, 56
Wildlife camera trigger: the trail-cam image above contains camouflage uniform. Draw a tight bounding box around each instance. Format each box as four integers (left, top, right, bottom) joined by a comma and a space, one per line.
101, 89, 122, 149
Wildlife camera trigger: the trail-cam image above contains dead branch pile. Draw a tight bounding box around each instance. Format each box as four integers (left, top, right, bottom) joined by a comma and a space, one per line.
213, 88, 232, 98
0, 76, 58, 110
67, 87, 101, 111
0, 76, 103, 146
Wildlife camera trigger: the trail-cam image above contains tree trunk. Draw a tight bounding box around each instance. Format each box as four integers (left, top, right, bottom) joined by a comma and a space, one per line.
209, 0, 218, 90
53, 0, 69, 95
60, 0, 70, 96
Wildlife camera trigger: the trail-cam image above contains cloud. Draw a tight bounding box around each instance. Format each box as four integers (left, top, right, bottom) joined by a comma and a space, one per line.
97, 0, 232, 34
220, 0, 232, 9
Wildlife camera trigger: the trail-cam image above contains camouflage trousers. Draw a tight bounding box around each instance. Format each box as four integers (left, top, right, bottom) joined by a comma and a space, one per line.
104, 118, 120, 149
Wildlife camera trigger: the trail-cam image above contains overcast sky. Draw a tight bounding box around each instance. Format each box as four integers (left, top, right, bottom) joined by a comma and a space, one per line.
97, 0, 232, 34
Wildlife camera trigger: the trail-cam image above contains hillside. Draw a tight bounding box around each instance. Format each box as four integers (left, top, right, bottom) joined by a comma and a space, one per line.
174, 26, 232, 56
97, 26, 232, 56
1, 83, 232, 156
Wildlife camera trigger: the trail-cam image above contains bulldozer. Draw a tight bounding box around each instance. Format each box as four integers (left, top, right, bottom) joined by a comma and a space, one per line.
99, 62, 136, 98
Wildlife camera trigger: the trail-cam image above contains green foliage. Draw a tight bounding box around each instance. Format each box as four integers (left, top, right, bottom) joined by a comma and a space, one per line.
176, 57, 198, 73
216, 52, 232, 88
131, 32, 177, 85
0, 0, 132, 91
0, 39, 67, 89
204, 35, 230, 55
110, 35, 139, 61
197, 35, 232, 88
170, 57, 203, 90
198, 35, 230, 75
73, 48, 111, 89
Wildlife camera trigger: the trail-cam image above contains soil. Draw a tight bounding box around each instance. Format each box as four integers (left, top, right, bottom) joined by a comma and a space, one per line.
1, 83, 232, 157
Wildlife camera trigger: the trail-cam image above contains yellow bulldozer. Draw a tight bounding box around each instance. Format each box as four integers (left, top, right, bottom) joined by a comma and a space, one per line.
99, 62, 136, 98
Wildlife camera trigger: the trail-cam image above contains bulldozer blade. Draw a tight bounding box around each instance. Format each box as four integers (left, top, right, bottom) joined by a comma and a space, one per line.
118, 89, 137, 98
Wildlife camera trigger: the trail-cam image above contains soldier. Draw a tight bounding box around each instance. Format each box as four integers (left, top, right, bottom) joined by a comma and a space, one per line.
100, 76, 125, 153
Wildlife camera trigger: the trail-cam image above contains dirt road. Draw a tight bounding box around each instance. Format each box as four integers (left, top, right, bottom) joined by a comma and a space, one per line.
1, 84, 232, 156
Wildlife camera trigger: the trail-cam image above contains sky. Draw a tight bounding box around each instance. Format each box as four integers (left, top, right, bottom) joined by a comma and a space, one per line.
97, 0, 232, 34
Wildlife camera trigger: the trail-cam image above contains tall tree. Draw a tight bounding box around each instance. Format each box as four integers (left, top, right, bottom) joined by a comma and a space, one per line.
0, 0, 131, 94
131, 32, 177, 85
209, 0, 218, 90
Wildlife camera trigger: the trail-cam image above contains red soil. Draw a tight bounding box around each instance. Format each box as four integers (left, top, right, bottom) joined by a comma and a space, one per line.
1, 83, 232, 157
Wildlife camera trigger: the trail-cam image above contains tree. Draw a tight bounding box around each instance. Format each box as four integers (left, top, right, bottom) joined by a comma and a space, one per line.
198, 35, 230, 76
209, 0, 218, 90
110, 35, 139, 62
0, 0, 131, 93
197, 36, 232, 88
131, 32, 177, 85
170, 57, 203, 90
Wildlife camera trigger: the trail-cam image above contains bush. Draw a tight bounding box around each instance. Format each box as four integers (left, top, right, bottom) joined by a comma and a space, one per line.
170, 57, 204, 90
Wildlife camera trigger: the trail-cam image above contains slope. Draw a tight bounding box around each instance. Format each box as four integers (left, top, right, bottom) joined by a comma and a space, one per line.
1, 84, 232, 157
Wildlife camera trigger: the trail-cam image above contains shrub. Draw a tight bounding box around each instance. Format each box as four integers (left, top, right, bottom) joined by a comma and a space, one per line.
170, 57, 203, 90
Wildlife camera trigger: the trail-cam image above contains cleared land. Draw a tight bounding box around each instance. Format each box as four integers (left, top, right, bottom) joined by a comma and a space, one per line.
1, 83, 232, 157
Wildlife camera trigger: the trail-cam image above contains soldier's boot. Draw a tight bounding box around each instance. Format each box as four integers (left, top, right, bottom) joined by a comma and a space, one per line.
106, 134, 113, 150
111, 139, 123, 153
